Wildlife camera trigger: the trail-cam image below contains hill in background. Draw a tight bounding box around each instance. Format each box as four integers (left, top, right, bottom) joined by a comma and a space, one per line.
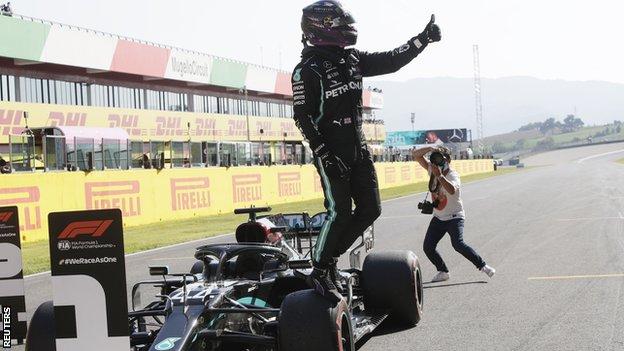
370, 76, 624, 136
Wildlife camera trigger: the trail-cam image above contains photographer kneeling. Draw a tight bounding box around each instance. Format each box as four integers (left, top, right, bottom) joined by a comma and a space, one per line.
413, 146, 495, 282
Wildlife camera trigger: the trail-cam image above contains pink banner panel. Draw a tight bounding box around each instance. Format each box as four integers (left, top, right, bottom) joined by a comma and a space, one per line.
110, 40, 170, 78
274, 72, 293, 96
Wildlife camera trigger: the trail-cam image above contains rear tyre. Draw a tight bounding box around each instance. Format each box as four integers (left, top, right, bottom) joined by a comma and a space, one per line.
362, 250, 423, 327
279, 289, 353, 351
25, 301, 56, 351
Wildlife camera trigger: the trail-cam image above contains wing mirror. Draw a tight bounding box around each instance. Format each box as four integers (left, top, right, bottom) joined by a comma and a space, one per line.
149, 265, 169, 276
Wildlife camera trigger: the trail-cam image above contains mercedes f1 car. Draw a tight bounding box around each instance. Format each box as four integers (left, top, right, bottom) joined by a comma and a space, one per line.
26, 206, 424, 351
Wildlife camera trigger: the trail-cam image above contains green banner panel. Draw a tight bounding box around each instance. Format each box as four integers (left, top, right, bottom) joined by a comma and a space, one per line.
210, 58, 248, 89
0, 16, 50, 61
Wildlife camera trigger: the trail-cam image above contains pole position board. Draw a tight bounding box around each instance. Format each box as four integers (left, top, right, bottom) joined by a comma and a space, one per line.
0, 206, 27, 346
48, 209, 129, 350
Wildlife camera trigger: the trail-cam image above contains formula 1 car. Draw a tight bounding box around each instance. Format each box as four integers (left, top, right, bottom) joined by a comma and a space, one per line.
26, 206, 424, 351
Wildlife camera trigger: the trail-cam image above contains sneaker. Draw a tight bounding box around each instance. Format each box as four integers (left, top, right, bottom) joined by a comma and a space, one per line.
481, 265, 496, 278
302, 268, 343, 304
431, 271, 450, 282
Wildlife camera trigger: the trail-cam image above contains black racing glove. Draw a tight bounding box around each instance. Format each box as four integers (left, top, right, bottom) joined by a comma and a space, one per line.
420, 14, 441, 43
315, 144, 350, 179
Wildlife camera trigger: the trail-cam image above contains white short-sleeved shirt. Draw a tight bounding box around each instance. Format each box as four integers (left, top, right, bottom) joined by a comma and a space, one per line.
428, 166, 465, 220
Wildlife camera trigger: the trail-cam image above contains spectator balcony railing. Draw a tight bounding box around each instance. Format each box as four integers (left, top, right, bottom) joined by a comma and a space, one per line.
1, 134, 485, 175
2, 135, 322, 173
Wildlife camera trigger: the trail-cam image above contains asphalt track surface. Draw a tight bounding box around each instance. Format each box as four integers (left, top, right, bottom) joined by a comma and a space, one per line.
19, 142, 624, 350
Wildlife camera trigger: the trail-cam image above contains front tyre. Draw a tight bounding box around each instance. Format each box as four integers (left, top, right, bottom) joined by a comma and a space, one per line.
25, 301, 56, 351
362, 250, 424, 326
279, 289, 353, 351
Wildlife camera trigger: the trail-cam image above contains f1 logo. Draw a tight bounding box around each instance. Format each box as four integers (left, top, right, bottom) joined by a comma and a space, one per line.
0, 212, 13, 223
58, 220, 113, 239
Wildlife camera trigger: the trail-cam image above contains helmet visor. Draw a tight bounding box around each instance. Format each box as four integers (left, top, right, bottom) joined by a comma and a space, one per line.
322, 10, 355, 29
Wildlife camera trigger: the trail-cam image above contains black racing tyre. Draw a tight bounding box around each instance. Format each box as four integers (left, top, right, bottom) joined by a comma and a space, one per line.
279, 289, 353, 351
362, 250, 423, 327
25, 300, 56, 351
190, 260, 204, 275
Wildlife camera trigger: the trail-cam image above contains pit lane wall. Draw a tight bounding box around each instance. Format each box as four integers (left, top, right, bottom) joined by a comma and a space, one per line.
0, 101, 386, 143
0, 160, 493, 242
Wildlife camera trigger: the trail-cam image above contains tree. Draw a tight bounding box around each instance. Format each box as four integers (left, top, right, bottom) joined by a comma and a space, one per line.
539, 118, 558, 135
561, 114, 584, 133
518, 121, 543, 132
514, 138, 526, 150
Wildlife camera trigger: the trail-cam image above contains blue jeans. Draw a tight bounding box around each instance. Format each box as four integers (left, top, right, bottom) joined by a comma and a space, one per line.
423, 217, 485, 273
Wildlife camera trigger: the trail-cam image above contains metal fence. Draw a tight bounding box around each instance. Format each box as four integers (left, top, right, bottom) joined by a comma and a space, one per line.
2, 136, 319, 173
1, 135, 478, 174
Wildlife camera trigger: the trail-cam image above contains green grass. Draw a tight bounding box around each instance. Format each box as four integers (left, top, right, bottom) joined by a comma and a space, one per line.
492, 125, 624, 152
21, 167, 524, 275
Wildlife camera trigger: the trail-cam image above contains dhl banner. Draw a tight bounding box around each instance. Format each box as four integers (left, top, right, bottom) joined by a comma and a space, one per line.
0, 101, 386, 144
0, 160, 493, 242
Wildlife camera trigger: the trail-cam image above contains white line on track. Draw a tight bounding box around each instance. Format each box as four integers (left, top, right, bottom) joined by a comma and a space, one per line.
556, 217, 623, 221
528, 273, 624, 280
575, 149, 624, 163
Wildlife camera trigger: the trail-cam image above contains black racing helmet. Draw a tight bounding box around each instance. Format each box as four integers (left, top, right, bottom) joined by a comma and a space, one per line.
301, 0, 357, 47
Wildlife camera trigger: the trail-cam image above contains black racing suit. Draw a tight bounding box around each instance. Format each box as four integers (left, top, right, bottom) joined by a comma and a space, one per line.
292, 35, 430, 268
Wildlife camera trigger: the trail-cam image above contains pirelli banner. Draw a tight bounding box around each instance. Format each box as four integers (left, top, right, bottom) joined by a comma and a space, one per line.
48, 209, 129, 350
0, 101, 386, 144
0, 160, 493, 242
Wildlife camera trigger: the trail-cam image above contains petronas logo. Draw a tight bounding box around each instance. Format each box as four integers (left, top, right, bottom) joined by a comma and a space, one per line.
155, 337, 182, 350
293, 68, 302, 82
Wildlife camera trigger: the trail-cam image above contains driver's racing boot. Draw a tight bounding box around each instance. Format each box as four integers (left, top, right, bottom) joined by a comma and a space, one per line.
329, 259, 345, 293
303, 267, 343, 304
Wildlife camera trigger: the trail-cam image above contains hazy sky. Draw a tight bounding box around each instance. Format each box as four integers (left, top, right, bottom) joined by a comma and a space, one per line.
10, 0, 624, 84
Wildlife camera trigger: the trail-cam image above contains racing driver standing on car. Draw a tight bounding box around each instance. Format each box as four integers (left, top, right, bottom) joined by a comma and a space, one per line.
292, 0, 441, 302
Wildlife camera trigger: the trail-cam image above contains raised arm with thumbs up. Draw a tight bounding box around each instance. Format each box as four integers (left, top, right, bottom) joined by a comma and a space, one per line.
422, 14, 442, 43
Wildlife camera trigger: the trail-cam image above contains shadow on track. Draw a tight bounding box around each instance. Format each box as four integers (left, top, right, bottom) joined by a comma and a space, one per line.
355, 280, 488, 349
356, 321, 414, 350
423, 280, 488, 289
